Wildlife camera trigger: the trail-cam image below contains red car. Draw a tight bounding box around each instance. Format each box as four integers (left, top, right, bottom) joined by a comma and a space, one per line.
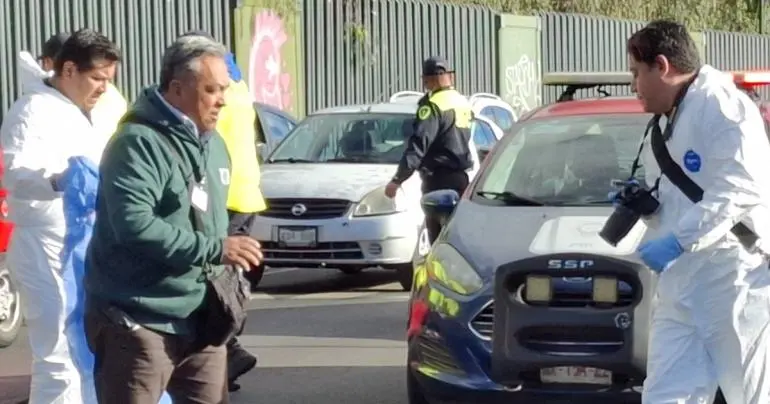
0, 149, 18, 348
407, 70, 769, 404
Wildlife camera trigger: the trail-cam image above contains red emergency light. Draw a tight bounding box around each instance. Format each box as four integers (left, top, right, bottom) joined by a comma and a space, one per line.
727, 70, 770, 88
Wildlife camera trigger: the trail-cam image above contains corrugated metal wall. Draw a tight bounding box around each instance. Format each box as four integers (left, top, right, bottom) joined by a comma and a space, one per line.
539, 12, 645, 104
704, 31, 770, 99
0, 0, 233, 122
302, 0, 498, 114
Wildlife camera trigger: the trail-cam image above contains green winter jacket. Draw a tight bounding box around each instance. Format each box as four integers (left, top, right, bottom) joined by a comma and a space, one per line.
85, 86, 231, 335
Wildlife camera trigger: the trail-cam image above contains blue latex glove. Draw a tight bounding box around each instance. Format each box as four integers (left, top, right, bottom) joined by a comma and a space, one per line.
59, 156, 100, 214
637, 233, 684, 273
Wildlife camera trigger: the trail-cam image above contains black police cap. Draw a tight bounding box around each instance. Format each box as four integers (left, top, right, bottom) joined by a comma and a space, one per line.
39, 32, 71, 60
422, 56, 454, 76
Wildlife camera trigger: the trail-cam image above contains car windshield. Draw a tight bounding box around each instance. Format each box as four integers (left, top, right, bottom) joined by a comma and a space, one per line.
473, 114, 653, 206
268, 112, 413, 164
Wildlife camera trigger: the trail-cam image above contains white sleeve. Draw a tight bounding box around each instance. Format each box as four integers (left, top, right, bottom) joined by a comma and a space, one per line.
672, 111, 765, 252
0, 116, 60, 201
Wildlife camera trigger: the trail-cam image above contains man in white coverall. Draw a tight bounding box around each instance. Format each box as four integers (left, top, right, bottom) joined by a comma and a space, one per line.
627, 20, 770, 403
0, 29, 120, 404
23, 32, 128, 141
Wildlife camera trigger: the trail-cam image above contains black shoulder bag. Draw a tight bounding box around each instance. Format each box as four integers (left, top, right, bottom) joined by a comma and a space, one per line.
647, 83, 760, 252
123, 113, 250, 347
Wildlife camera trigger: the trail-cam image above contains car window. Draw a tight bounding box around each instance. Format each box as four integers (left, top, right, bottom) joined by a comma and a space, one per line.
471, 120, 496, 149
269, 113, 413, 164
480, 106, 515, 131
261, 110, 295, 145
473, 114, 653, 205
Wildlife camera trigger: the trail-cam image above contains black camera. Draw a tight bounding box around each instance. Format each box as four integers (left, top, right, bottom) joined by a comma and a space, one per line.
599, 180, 660, 247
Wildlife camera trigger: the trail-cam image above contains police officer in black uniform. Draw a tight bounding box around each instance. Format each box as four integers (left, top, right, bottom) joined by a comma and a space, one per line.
385, 56, 474, 243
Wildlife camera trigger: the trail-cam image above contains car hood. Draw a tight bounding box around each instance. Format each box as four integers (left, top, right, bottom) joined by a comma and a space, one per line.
260, 163, 396, 201
445, 203, 652, 292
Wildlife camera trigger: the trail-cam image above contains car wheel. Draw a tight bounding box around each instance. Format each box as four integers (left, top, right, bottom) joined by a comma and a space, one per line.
394, 264, 413, 291
0, 263, 22, 348
406, 366, 430, 404
243, 264, 265, 290
338, 266, 364, 275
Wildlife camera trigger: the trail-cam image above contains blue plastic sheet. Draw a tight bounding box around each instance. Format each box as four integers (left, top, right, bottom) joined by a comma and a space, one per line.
60, 156, 173, 404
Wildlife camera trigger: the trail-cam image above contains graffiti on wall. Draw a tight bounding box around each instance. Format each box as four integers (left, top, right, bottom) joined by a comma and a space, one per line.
248, 10, 292, 110
503, 54, 542, 118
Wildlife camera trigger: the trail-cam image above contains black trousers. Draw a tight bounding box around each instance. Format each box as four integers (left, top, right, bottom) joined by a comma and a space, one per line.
421, 171, 469, 243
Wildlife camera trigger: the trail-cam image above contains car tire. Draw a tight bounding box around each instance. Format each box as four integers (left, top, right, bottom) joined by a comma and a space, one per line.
0, 260, 22, 348
243, 264, 266, 290
338, 266, 364, 275
394, 264, 413, 291
406, 366, 430, 404
393, 225, 431, 292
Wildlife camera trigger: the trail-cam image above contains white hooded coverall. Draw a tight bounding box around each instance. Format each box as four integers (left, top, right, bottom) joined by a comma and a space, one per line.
639, 65, 770, 403
0, 52, 104, 404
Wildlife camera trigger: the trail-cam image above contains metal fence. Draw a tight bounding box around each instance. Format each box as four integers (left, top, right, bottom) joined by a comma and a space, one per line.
704, 30, 770, 99
301, 0, 498, 114
538, 12, 645, 104
0, 0, 233, 122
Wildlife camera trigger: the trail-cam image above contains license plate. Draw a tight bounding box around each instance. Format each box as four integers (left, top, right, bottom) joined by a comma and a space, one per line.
276, 226, 317, 247
540, 366, 612, 385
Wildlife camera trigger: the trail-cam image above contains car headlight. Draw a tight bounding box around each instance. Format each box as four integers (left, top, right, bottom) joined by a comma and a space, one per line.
353, 186, 408, 217
426, 243, 483, 295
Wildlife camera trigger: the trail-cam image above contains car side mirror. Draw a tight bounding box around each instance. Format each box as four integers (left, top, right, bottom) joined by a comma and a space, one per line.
478, 147, 490, 162
420, 189, 460, 225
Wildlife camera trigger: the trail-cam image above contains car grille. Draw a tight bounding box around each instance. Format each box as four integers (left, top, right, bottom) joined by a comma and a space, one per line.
469, 301, 494, 340
470, 294, 634, 342
518, 326, 625, 356
415, 335, 464, 375
259, 241, 364, 260
260, 198, 351, 219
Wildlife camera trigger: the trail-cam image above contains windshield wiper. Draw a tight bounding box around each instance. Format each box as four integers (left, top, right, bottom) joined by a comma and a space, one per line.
325, 157, 368, 163
545, 199, 612, 206
475, 191, 544, 206
267, 157, 315, 164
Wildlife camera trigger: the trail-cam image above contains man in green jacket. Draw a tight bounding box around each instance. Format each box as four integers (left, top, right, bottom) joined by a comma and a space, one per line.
83, 34, 263, 402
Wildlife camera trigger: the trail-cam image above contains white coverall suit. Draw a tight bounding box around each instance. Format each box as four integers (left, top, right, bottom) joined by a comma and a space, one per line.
0, 52, 105, 404
639, 65, 770, 403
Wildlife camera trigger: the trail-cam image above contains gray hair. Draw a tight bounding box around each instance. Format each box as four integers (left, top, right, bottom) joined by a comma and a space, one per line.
159, 35, 226, 91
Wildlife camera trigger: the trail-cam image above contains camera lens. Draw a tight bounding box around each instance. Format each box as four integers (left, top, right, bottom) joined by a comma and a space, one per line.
600, 205, 642, 247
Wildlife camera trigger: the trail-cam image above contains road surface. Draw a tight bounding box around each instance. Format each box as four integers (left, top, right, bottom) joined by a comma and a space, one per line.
0, 267, 410, 404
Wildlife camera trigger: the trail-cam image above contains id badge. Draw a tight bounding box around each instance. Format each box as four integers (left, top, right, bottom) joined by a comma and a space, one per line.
191, 183, 208, 212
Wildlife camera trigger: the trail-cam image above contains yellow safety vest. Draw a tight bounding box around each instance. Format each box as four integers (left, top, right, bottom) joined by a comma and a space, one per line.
97, 82, 128, 139
216, 80, 266, 213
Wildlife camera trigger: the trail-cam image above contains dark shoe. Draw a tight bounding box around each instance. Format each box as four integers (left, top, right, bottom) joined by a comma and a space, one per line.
227, 346, 257, 387
228, 381, 241, 392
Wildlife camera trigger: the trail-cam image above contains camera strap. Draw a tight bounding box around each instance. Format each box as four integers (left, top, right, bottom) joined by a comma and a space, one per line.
648, 77, 760, 251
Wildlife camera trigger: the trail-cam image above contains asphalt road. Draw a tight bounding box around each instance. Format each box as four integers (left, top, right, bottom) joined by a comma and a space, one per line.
0, 266, 410, 404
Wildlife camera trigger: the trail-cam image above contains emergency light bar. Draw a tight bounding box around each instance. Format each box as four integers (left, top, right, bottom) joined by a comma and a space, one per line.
543, 71, 632, 86
727, 70, 770, 87
543, 72, 632, 102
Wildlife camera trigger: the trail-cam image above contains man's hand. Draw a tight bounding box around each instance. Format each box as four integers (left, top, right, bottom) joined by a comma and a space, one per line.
222, 236, 263, 271
385, 181, 400, 199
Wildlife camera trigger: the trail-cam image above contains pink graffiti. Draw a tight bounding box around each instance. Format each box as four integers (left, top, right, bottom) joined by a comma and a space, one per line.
248, 10, 292, 110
